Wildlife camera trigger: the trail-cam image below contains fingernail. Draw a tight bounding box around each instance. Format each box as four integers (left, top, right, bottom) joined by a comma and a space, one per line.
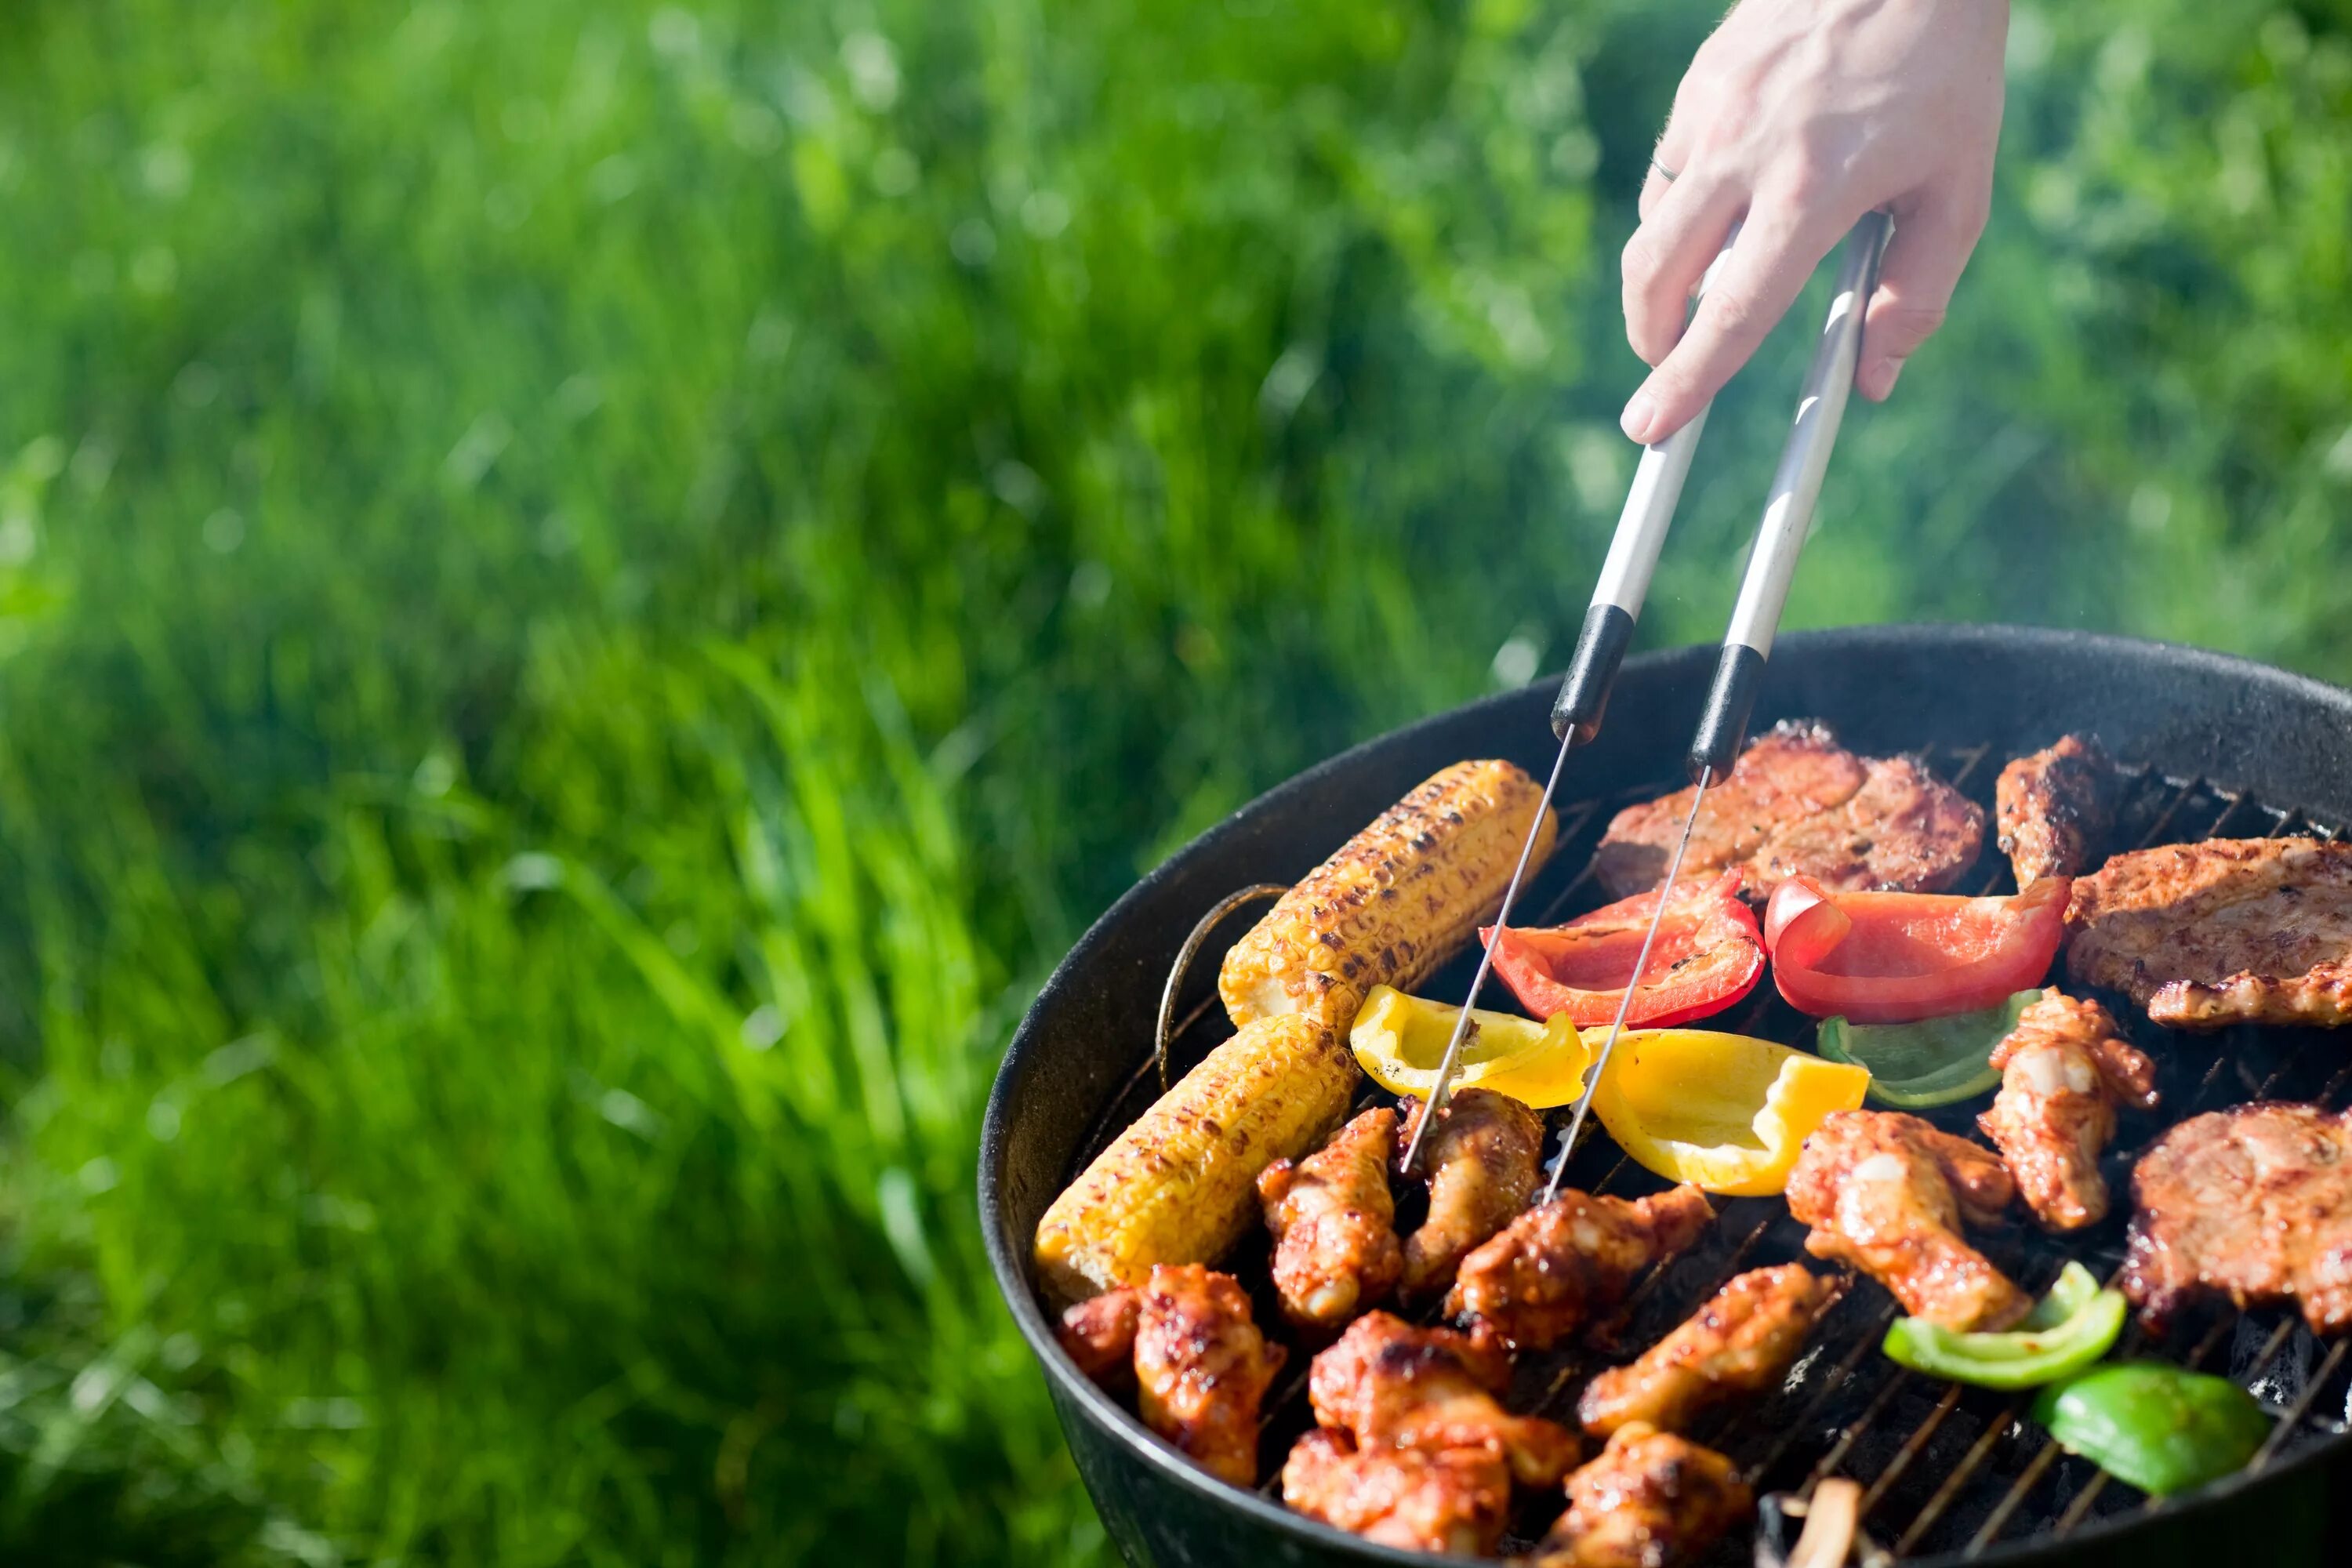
1621, 392, 1657, 445
1863, 358, 1904, 401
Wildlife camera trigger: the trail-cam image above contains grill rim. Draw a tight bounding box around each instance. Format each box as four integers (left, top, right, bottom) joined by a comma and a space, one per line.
978, 624, 2352, 1568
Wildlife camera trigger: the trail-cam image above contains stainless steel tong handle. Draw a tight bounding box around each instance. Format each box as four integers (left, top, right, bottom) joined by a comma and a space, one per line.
1551, 238, 1741, 745
1689, 212, 1893, 782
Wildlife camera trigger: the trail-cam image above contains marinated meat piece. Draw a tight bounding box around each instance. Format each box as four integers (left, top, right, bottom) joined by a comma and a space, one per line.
1308, 1312, 1581, 1486
2125, 1102, 2352, 1334
1396, 1088, 1544, 1305
1057, 1287, 1140, 1386
1597, 723, 1982, 902
1575, 1265, 1843, 1437
1597, 722, 1866, 899
1978, 993, 2158, 1231
1446, 1185, 1715, 1352
2066, 837, 2352, 1029
1996, 735, 2117, 885
1282, 1428, 1512, 1555
1523, 1424, 1752, 1568
1258, 1106, 1403, 1330
1747, 754, 1985, 895
1785, 1111, 2030, 1330
1132, 1265, 1287, 1486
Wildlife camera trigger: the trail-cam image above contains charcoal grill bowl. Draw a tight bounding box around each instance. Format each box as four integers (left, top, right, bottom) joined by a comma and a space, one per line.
978, 625, 2352, 1567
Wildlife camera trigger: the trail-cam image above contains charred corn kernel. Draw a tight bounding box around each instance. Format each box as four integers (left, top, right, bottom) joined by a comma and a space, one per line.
1348, 985, 1592, 1108
1220, 760, 1557, 1033
1034, 1014, 1358, 1303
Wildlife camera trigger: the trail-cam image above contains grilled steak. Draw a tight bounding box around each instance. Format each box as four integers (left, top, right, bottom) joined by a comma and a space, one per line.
1748, 754, 1986, 895
2065, 837, 2352, 1028
1597, 722, 1982, 901
2125, 1102, 2352, 1334
1996, 734, 2118, 885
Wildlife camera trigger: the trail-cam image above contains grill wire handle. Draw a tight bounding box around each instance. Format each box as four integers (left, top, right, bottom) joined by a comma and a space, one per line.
1690, 211, 1893, 782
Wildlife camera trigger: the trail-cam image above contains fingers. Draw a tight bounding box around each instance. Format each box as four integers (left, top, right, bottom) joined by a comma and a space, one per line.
1621, 208, 1838, 445
1639, 101, 1698, 221
1856, 190, 1990, 401
1621, 172, 1746, 369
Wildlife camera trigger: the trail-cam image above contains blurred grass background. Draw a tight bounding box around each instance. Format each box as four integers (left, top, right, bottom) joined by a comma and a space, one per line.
0, 0, 2346, 1561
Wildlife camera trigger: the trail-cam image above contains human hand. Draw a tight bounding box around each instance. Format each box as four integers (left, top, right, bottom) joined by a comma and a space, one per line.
1619, 0, 2009, 445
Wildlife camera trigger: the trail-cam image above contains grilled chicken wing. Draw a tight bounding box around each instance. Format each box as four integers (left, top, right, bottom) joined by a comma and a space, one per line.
1447, 1185, 1715, 1352
1397, 1087, 1545, 1305
1996, 735, 2116, 885
1978, 993, 2158, 1231
2066, 837, 2352, 1029
1575, 1265, 1842, 1437
1282, 1428, 1512, 1555
1057, 1287, 1141, 1386
1523, 1424, 1753, 1568
1308, 1311, 1581, 1486
1130, 1265, 1287, 1486
1786, 1111, 2029, 1330
1258, 1106, 1403, 1330
1598, 722, 1981, 902
2125, 1102, 2352, 1334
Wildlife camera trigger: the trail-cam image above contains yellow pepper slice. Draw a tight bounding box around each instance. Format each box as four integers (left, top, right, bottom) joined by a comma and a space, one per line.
1590, 1029, 1871, 1196
1348, 985, 1592, 1108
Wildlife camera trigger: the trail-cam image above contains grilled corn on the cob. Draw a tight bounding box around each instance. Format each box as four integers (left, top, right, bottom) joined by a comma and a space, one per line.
1035, 1014, 1357, 1303
1219, 759, 1557, 1032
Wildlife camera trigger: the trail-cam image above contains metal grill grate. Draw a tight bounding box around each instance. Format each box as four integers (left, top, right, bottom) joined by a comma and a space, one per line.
1069, 745, 2352, 1563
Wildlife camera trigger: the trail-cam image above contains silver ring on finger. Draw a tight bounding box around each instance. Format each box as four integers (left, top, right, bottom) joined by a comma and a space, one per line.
1650, 156, 1678, 183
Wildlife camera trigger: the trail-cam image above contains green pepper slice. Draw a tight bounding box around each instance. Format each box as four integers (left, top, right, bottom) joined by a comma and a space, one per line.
1881, 1262, 2124, 1389
1816, 989, 2042, 1109
2032, 1361, 2272, 1495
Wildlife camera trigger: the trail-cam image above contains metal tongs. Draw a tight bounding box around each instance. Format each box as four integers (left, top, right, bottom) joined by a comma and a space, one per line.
1400, 212, 1895, 1189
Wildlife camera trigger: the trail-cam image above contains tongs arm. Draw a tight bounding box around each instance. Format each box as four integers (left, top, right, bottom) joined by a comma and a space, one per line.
1689, 212, 1894, 781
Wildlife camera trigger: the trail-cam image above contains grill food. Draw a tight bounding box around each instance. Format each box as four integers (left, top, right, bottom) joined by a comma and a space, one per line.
1057, 1288, 1142, 1386
1995, 733, 2117, 884
994, 631, 2352, 1568
1523, 1424, 1753, 1568
1307, 1312, 1581, 1487
1221, 759, 1558, 1032
1033, 1012, 1356, 1301
1596, 723, 1981, 901
1446, 1185, 1714, 1352
1282, 1428, 1513, 1555
1978, 992, 2158, 1230
1397, 1088, 1545, 1305
2066, 837, 2352, 1029
2124, 1102, 2352, 1334
1785, 1109, 2031, 1330
1259, 1107, 1405, 1330
1749, 754, 1987, 895
1574, 1265, 1842, 1437
1131, 1265, 1287, 1486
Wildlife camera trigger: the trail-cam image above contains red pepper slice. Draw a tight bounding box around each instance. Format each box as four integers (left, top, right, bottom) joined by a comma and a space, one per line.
1763, 874, 2072, 1024
1482, 869, 1764, 1029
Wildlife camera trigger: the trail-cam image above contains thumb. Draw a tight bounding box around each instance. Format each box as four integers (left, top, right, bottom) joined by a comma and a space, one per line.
1857, 192, 1987, 401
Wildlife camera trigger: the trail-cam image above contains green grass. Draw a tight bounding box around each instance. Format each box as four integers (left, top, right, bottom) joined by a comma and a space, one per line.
0, 0, 2346, 1562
